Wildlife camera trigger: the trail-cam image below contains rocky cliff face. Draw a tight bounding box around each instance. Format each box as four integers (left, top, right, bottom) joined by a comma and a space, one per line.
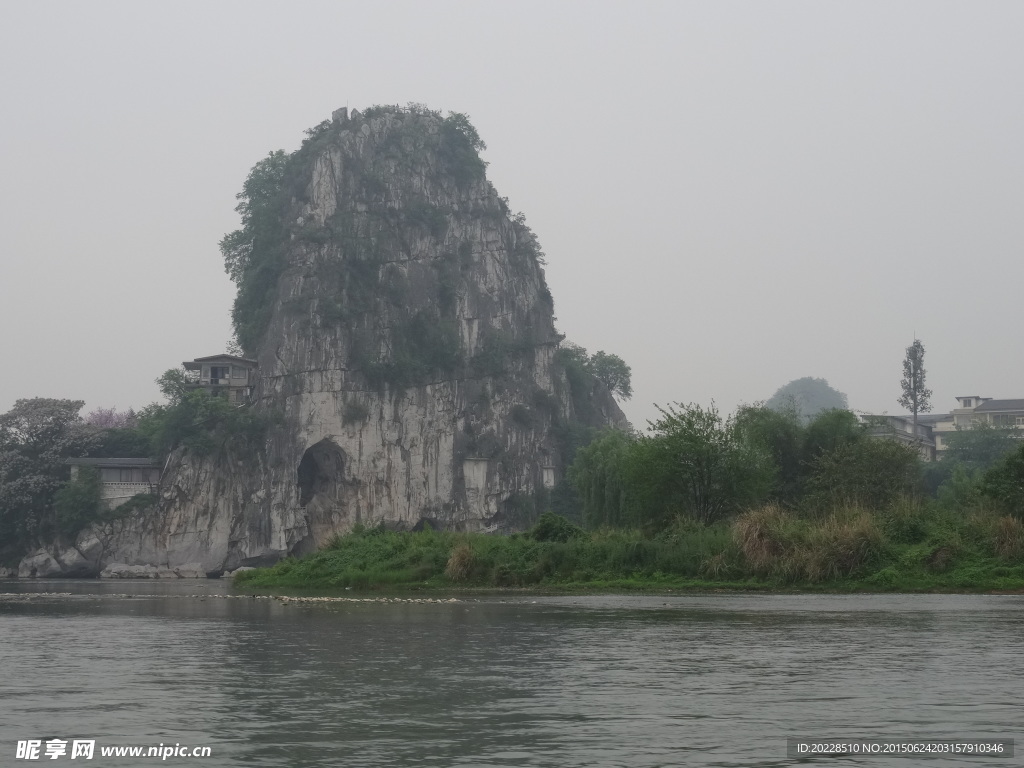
22, 105, 627, 577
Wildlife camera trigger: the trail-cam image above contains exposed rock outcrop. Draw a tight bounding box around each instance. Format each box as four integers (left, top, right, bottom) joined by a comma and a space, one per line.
21, 105, 627, 577
18, 550, 63, 579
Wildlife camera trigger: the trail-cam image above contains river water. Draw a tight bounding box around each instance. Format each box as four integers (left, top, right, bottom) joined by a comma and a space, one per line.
0, 581, 1020, 767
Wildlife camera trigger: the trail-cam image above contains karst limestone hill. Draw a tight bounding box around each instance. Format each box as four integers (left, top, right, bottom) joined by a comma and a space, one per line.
20, 104, 628, 578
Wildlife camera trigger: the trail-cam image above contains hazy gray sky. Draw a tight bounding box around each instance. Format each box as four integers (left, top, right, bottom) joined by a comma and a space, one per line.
2, 1, 1021, 429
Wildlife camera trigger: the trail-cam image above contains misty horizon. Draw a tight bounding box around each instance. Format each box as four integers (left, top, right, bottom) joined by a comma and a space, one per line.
2, 1, 1021, 429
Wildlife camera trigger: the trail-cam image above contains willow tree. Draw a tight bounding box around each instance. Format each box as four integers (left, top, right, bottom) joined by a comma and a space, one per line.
568, 429, 634, 528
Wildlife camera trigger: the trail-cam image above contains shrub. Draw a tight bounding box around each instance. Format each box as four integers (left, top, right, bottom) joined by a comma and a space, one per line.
699, 551, 733, 579
527, 511, 584, 543
439, 112, 487, 187
509, 404, 534, 430
878, 496, 931, 545
362, 312, 463, 389
802, 510, 883, 581
111, 493, 159, 519
54, 467, 101, 538
137, 391, 277, 458
804, 438, 921, 512
342, 401, 370, 426
627, 403, 774, 527
733, 504, 797, 576
992, 516, 1024, 561
444, 543, 476, 582
982, 442, 1024, 516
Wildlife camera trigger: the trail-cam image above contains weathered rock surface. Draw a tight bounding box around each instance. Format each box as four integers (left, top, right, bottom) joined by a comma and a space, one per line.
18, 550, 63, 578
101, 563, 159, 579
23, 105, 627, 577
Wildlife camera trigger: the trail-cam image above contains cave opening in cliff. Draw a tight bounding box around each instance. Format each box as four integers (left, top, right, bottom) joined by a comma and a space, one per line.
297, 439, 346, 507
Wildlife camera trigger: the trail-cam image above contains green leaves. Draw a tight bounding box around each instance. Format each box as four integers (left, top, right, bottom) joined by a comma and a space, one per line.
136, 375, 276, 458
632, 403, 774, 526
804, 438, 922, 511
439, 112, 488, 187
568, 429, 634, 529
897, 338, 933, 417
589, 351, 632, 400
556, 343, 633, 402
0, 399, 97, 560
981, 442, 1024, 516
220, 150, 290, 354
54, 466, 100, 537
569, 403, 775, 530
943, 421, 1020, 471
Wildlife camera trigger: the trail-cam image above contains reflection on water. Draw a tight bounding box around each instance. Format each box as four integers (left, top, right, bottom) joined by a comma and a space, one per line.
1, 582, 1021, 767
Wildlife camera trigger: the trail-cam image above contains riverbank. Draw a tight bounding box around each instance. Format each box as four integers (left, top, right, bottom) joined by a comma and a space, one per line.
235, 506, 1024, 593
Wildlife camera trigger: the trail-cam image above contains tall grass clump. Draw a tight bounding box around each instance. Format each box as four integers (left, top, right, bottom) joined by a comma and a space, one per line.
801, 509, 883, 581
734, 505, 884, 583
732, 504, 800, 577
444, 542, 477, 582
991, 516, 1024, 561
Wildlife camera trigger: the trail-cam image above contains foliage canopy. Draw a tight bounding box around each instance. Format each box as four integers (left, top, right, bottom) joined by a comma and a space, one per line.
219, 106, 495, 356
765, 377, 848, 424
556, 343, 632, 402
0, 399, 98, 561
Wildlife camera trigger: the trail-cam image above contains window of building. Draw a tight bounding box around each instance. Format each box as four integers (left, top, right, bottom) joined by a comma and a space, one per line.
232, 366, 248, 379
119, 468, 134, 482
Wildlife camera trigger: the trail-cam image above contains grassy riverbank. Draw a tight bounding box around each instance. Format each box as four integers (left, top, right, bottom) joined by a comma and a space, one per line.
234, 505, 1024, 593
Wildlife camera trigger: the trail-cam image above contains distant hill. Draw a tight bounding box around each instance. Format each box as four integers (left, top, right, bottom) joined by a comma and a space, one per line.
765, 377, 848, 423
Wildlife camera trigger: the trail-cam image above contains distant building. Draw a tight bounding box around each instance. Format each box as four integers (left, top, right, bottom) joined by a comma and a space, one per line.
66, 457, 161, 510
861, 415, 937, 460
864, 396, 1024, 459
182, 354, 257, 404
930, 396, 1024, 454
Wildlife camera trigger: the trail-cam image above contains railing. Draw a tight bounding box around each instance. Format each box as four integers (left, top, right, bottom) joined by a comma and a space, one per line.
100, 482, 156, 495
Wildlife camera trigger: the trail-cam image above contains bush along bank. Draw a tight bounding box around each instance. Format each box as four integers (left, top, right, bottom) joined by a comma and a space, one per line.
234, 507, 1024, 592
239, 403, 1024, 593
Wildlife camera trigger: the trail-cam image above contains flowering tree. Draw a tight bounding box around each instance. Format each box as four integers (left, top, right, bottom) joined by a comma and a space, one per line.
84, 407, 138, 429
0, 399, 97, 559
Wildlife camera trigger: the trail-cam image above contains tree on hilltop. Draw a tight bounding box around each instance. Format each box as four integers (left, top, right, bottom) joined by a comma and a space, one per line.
765, 377, 848, 424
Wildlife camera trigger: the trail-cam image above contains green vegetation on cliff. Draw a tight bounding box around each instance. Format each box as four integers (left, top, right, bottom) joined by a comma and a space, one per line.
220, 105, 495, 356
136, 369, 277, 458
